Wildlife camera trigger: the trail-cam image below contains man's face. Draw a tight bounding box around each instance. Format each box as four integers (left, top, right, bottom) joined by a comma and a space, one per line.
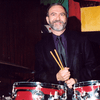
46, 5, 67, 32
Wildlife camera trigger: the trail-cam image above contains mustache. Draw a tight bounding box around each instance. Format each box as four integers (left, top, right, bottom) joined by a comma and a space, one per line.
52, 20, 64, 24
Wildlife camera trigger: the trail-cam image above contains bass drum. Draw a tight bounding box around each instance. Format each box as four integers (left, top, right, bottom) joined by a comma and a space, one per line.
72, 80, 100, 100
12, 82, 65, 100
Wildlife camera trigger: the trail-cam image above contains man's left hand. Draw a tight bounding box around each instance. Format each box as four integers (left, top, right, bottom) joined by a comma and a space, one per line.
65, 78, 77, 89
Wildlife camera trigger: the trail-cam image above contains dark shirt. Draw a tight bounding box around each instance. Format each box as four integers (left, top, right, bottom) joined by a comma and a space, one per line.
52, 32, 67, 61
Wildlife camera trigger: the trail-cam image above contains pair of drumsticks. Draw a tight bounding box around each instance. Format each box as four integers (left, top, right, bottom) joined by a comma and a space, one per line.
50, 49, 64, 70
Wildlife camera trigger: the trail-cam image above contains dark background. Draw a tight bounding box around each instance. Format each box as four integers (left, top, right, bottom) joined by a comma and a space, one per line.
0, 0, 41, 96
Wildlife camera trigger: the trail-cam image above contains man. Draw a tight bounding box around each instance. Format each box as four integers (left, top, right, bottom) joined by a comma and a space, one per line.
34, 3, 96, 98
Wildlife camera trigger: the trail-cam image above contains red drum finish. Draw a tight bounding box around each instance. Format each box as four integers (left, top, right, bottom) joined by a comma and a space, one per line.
12, 82, 65, 100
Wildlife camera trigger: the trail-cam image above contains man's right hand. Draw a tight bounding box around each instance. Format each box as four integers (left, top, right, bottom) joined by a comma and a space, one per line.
56, 67, 70, 81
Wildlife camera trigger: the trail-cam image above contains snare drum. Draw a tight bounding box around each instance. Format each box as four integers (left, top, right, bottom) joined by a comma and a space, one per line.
72, 80, 100, 100
12, 82, 65, 100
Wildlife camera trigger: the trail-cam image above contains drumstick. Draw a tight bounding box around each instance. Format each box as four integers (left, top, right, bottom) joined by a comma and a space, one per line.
50, 51, 63, 70
54, 49, 64, 69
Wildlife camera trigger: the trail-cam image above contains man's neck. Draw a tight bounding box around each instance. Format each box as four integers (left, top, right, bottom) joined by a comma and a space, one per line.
51, 29, 66, 36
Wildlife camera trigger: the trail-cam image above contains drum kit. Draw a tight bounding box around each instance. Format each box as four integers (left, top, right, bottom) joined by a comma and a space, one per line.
6, 80, 100, 100
1, 62, 100, 100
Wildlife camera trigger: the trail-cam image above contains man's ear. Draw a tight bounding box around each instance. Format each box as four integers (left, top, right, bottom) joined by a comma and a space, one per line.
46, 16, 49, 24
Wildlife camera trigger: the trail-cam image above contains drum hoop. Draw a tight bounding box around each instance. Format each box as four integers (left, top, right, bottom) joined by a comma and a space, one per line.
13, 81, 64, 89
74, 80, 99, 87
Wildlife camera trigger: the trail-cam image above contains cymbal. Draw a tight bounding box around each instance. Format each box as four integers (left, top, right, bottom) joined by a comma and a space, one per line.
0, 61, 35, 74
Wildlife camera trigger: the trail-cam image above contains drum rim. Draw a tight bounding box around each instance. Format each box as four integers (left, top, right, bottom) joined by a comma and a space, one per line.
74, 80, 100, 87
13, 81, 64, 89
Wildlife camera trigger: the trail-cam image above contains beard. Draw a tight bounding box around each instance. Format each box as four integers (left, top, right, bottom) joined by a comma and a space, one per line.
49, 20, 67, 31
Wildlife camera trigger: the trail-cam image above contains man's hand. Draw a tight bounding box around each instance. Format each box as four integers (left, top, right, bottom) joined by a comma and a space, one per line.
56, 67, 70, 81
65, 78, 77, 89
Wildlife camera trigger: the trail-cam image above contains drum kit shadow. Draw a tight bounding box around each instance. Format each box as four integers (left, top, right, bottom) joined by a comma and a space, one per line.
1, 63, 100, 100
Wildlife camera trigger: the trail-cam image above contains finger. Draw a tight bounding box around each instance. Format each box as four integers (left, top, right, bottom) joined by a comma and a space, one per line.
63, 74, 70, 81
66, 81, 73, 88
67, 83, 73, 89
66, 79, 71, 84
64, 67, 69, 69
62, 69, 70, 75
60, 73, 69, 79
61, 72, 70, 78
66, 78, 76, 86
64, 67, 70, 71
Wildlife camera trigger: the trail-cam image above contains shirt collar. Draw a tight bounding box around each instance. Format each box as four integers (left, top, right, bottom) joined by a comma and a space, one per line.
52, 32, 66, 44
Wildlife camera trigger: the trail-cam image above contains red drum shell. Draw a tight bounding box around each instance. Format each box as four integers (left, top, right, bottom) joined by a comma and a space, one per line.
12, 82, 65, 100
